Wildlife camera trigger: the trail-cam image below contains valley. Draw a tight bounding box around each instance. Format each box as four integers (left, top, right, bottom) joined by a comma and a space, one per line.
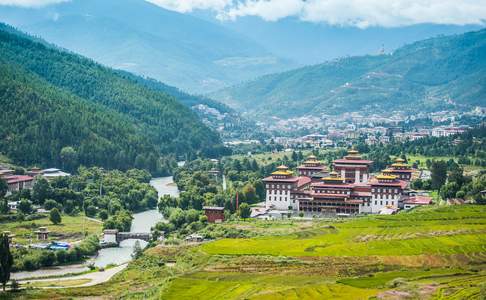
0, 2, 485, 299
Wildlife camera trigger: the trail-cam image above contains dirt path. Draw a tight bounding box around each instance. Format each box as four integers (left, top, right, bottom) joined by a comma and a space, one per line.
20, 264, 127, 288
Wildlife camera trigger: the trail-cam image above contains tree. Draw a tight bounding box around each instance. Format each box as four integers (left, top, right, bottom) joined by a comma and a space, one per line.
60, 146, 78, 172
0, 199, 8, 214
0, 178, 7, 198
239, 203, 251, 219
132, 240, 143, 259
17, 199, 32, 214
85, 205, 97, 218
98, 209, 108, 220
32, 177, 51, 205
430, 161, 448, 190
44, 199, 59, 210
242, 184, 257, 204
0, 233, 13, 291
49, 208, 62, 225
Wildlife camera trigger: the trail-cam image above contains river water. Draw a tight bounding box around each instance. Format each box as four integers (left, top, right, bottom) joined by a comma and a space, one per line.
93, 176, 179, 267
12, 175, 180, 279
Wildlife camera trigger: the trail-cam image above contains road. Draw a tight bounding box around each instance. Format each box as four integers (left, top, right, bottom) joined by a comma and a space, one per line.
20, 263, 127, 288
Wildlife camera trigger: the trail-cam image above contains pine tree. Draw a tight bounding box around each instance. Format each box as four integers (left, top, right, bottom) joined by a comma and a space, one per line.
0, 233, 13, 291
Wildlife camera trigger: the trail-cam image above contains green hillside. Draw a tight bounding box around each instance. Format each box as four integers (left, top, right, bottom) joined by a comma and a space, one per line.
0, 24, 225, 174
212, 29, 486, 118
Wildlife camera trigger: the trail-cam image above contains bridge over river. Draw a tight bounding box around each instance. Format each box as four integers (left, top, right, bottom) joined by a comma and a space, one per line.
103, 229, 152, 245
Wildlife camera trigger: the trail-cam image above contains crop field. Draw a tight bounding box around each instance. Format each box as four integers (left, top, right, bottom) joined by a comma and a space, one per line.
202, 206, 486, 257
7, 205, 486, 299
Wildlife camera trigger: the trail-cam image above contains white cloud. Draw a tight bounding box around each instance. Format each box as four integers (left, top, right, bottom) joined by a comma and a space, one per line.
148, 0, 486, 28
0, 0, 68, 7
146, 0, 231, 13
2, 0, 485, 28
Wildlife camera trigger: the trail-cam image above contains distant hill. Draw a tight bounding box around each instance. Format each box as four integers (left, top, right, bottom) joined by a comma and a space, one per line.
0, 24, 226, 174
0, 0, 293, 93
212, 29, 486, 118
113, 70, 264, 141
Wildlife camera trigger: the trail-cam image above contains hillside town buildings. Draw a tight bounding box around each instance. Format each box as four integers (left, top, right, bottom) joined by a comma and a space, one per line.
264, 150, 425, 216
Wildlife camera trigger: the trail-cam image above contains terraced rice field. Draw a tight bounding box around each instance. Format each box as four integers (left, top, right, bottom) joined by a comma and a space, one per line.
202, 206, 486, 258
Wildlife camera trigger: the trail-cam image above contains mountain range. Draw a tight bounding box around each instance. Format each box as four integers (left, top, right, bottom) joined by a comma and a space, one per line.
211, 29, 486, 119
0, 0, 293, 93
0, 23, 226, 173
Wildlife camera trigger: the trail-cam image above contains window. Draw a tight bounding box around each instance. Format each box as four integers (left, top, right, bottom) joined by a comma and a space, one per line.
386, 201, 388, 205
380, 201, 383, 205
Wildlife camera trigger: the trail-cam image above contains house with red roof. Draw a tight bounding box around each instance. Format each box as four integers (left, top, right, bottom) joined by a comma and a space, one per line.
4, 175, 35, 194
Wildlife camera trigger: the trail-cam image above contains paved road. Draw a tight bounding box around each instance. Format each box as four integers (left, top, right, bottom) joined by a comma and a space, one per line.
20, 264, 128, 288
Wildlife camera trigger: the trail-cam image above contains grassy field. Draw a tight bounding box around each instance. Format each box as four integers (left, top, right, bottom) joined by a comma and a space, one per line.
406, 154, 481, 173
2, 214, 102, 244
202, 206, 486, 257
5, 205, 486, 299
24, 278, 92, 288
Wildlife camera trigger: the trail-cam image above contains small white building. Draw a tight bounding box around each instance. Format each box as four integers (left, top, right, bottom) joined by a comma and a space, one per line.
42, 168, 71, 181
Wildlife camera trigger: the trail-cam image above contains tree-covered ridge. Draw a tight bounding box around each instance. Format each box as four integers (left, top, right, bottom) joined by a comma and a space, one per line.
212, 29, 486, 118
0, 24, 225, 172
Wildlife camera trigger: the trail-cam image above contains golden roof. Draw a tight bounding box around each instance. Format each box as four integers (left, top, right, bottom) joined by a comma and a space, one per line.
272, 170, 293, 176
308, 155, 317, 160
276, 165, 289, 170
395, 158, 405, 163
391, 163, 409, 168
323, 171, 344, 181
376, 174, 397, 180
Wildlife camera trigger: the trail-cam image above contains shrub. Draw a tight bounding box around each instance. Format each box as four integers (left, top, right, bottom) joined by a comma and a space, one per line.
49, 208, 62, 224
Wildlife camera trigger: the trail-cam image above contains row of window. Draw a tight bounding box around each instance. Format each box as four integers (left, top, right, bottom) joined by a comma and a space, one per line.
266, 184, 293, 189
268, 196, 290, 202
267, 190, 290, 195
372, 194, 399, 200
314, 189, 350, 194
372, 188, 400, 193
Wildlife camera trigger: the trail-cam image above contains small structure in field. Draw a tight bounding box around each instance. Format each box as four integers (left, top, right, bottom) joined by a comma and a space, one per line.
185, 234, 204, 243
34, 227, 50, 240
203, 206, 225, 223
403, 196, 432, 209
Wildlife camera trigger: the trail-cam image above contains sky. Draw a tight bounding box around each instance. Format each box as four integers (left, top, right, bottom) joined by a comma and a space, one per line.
1, 0, 486, 29
148, 0, 486, 28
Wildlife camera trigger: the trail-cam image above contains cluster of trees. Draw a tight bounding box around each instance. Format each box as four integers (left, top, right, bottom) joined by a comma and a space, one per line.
12, 235, 99, 271
0, 24, 227, 175
2, 167, 158, 230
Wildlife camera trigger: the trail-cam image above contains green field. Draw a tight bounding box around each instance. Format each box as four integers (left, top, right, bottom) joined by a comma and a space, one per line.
6, 205, 486, 299
202, 206, 486, 257
406, 154, 481, 173
2, 214, 102, 244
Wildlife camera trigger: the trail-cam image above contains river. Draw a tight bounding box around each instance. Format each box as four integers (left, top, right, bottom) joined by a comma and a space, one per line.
93, 176, 179, 267
13, 176, 180, 279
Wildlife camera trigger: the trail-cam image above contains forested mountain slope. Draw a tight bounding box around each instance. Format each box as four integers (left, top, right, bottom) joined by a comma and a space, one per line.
212, 29, 486, 118
0, 24, 225, 174
0, 0, 292, 93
